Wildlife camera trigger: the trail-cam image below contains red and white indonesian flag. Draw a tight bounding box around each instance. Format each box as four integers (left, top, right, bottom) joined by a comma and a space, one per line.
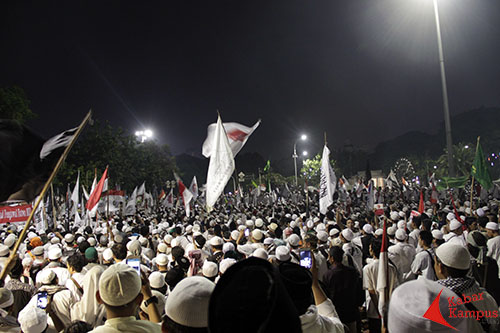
202, 120, 260, 158
319, 144, 336, 215
86, 167, 108, 215
374, 203, 384, 216
164, 188, 174, 208
205, 115, 235, 210
189, 176, 199, 201
377, 218, 389, 319
174, 173, 193, 217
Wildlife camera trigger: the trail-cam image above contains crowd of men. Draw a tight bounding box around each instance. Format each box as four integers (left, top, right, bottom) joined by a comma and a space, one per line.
0, 185, 499, 333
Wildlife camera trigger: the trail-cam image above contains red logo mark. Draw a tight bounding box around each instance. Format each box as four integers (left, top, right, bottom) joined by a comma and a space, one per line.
423, 289, 457, 330
227, 129, 248, 142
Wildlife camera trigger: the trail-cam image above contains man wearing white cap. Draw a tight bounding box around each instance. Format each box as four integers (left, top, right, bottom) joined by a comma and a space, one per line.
445, 219, 467, 247
486, 222, 500, 278
435, 242, 499, 332
207, 236, 224, 264
92, 264, 161, 332
340, 229, 362, 275
36, 247, 70, 286
388, 229, 416, 282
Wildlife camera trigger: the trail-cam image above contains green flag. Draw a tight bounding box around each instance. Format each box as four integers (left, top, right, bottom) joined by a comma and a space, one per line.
472, 142, 493, 190
251, 180, 258, 188
436, 176, 469, 191
263, 160, 271, 173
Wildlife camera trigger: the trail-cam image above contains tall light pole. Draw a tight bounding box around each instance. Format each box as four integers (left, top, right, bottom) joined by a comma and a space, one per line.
432, 0, 455, 176
293, 134, 307, 186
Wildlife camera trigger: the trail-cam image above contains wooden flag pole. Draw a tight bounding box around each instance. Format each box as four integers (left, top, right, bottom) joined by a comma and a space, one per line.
470, 137, 480, 215
0, 110, 92, 283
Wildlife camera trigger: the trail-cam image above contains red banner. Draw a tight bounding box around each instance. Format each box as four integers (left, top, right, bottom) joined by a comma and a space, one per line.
0, 204, 33, 224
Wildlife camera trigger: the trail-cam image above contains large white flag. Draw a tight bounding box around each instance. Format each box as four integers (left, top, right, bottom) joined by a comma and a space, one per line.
206, 115, 235, 210
202, 120, 260, 158
124, 187, 137, 216
319, 145, 336, 215
189, 176, 199, 201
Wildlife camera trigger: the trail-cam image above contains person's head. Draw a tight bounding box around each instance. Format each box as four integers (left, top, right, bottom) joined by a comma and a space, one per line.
418, 230, 433, 249
85, 247, 98, 264
421, 219, 432, 231
466, 230, 488, 262
346, 219, 354, 230
328, 246, 344, 266
278, 262, 314, 315
96, 264, 143, 318
0, 288, 14, 315
67, 253, 86, 275
18, 306, 48, 333
448, 220, 463, 235
486, 222, 499, 238
48, 246, 63, 263
63, 321, 93, 333
434, 243, 470, 280
111, 243, 127, 261
171, 246, 185, 262
163, 276, 215, 332
369, 238, 382, 259
8, 258, 23, 279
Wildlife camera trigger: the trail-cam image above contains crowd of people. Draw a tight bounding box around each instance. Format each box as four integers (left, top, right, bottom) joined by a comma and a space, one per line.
0, 185, 499, 333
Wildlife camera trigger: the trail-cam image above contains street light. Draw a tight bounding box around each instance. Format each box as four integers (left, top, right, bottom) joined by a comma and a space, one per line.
135, 129, 154, 143
431, 0, 454, 176
293, 134, 307, 186
302, 151, 308, 157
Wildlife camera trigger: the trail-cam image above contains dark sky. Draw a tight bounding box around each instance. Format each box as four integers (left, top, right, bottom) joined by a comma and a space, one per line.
2, 0, 500, 160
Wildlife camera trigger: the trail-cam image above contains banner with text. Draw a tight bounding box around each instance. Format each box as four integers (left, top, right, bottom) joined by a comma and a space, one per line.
0, 204, 33, 224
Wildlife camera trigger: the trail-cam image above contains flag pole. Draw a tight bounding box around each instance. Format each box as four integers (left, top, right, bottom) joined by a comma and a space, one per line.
470, 137, 480, 215
0, 110, 92, 283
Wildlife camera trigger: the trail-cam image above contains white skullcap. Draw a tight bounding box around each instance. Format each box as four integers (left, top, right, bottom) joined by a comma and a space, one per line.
255, 218, 264, 228
446, 213, 455, 222
388, 279, 467, 332
222, 242, 235, 254
387, 226, 397, 236
268, 223, 278, 232
341, 229, 354, 242
18, 306, 47, 333
251, 229, 263, 241
22, 257, 33, 268
156, 254, 169, 266
0, 245, 9, 257
329, 229, 339, 237
32, 246, 44, 256
363, 224, 373, 234
465, 208, 471, 215
39, 269, 56, 285
77, 236, 85, 244
290, 214, 296, 219
317, 231, 328, 242
287, 234, 300, 247
436, 243, 470, 270
157, 243, 168, 253
245, 220, 254, 228
486, 222, 499, 231
170, 238, 180, 248
50, 237, 60, 244
202, 261, 218, 278
149, 271, 166, 289
219, 258, 237, 274
27, 232, 37, 240
316, 223, 326, 232
306, 220, 314, 229
276, 245, 291, 262
64, 234, 75, 243
237, 225, 246, 232
397, 220, 406, 229
375, 228, 384, 236
88, 237, 97, 247
263, 237, 274, 245
390, 211, 399, 221
229, 230, 239, 241
0, 288, 13, 311
209, 236, 223, 246
193, 224, 201, 233
395, 229, 407, 241
164, 234, 173, 244
354, 221, 360, 228
252, 248, 268, 260
3, 235, 15, 248
165, 276, 215, 328
140, 290, 166, 317
476, 208, 485, 217
290, 221, 297, 229
432, 230, 443, 240
185, 225, 193, 234
48, 247, 62, 260
449, 219, 461, 231
103, 248, 114, 262
99, 264, 142, 306
138, 237, 148, 246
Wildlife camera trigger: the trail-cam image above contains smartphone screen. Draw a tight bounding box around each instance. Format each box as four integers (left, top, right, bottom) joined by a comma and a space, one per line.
37, 292, 48, 309
244, 228, 250, 237
126, 258, 141, 276
299, 249, 312, 269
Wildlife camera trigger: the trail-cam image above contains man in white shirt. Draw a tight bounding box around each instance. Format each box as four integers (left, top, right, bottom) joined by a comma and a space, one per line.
445, 219, 467, 247
410, 230, 436, 281
486, 222, 500, 278
388, 229, 416, 282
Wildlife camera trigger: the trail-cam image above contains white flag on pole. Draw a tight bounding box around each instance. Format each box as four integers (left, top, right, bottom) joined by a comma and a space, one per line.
125, 187, 137, 216
205, 115, 235, 210
189, 176, 199, 201
202, 120, 260, 158
70, 171, 80, 215
319, 145, 336, 215
174, 173, 193, 217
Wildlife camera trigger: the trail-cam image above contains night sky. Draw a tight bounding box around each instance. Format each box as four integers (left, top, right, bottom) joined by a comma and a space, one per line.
2, 1, 500, 160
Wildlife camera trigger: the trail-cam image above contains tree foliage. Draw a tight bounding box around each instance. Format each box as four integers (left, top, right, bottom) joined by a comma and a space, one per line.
0, 86, 37, 124
300, 154, 339, 187
55, 121, 177, 193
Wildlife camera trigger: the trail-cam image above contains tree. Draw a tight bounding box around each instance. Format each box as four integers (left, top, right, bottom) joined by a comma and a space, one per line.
55, 121, 177, 193
435, 142, 475, 178
0, 86, 37, 124
300, 154, 339, 187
